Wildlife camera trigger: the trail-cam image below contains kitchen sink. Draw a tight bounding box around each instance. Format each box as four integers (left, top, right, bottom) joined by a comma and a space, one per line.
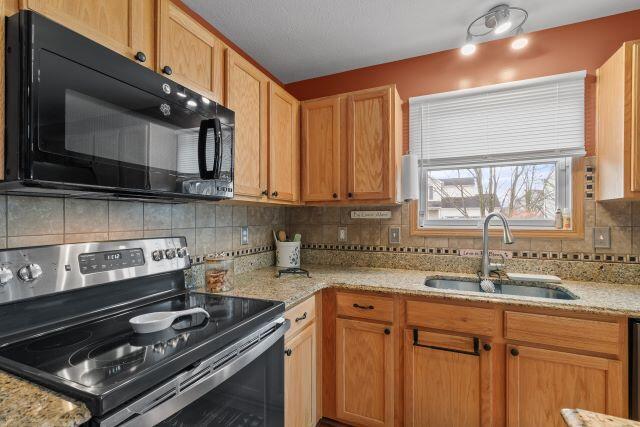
424, 278, 577, 300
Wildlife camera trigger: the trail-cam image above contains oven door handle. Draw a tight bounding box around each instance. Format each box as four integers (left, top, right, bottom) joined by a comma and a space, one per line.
197, 119, 217, 180
98, 317, 289, 427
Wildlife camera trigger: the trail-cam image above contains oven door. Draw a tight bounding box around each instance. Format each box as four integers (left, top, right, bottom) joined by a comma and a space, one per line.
29, 48, 231, 199
97, 318, 286, 427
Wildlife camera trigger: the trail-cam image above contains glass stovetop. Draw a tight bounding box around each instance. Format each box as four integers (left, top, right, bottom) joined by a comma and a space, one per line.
0, 293, 275, 391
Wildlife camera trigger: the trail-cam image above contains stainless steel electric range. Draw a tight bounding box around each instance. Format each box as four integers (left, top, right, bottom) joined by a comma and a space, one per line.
0, 237, 287, 426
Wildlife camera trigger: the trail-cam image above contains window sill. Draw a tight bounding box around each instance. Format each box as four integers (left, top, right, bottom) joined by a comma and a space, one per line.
409, 226, 584, 240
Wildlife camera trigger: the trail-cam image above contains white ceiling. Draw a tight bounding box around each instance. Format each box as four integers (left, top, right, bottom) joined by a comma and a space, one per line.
184, 0, 640, 83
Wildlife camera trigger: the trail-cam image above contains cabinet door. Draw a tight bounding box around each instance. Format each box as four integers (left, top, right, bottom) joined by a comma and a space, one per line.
21, 0, 154, 67
269, 83, 299, 202
336, 318, 393, 427
284, 323, 316, 427
506, 345, 624, 427
301, 97, 342, 201
157, 0, 223, 102
632, 42, 640, 192
346, 87, 391, 200
226, 50, 268, 198
404, 330, 493, 427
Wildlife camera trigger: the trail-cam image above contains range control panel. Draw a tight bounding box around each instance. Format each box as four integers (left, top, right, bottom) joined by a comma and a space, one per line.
79, 248, 145, 274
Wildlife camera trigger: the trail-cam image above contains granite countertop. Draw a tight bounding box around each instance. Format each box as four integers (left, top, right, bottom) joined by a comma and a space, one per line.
562, 408, 640, 427
212, 264, 640, 316
0, 371, 91, 427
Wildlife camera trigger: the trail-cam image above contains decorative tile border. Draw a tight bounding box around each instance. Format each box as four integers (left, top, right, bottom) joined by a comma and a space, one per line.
190, 245, 275, 264
300, 243, 640, 264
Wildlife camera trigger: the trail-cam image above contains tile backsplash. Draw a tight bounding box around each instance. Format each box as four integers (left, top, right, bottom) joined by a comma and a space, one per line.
287, 200, 640, 262
0, 196, 285, 258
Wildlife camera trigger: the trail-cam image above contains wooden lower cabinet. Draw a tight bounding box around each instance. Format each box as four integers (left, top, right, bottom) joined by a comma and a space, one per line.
336, 317, 394, 427
404, 330, 493, 427
284, 323, 316, 427
506, 345, 624, 427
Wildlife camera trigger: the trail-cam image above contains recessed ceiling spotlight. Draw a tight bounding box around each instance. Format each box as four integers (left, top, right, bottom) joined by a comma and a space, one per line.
463, 4, 528, 55
511, 27, 529, 50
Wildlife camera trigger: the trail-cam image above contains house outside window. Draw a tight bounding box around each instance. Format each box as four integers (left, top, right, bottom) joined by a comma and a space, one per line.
409, 71, 585, 230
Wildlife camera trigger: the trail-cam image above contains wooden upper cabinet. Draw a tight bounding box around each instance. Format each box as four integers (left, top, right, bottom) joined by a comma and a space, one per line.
301, 97, 342, 202
506, 345, 624, 427
336, 318, 394, 427
284, 323, 317, 427
226, 50, 268, 198
404, 330, 493, 427
347, 86, 392, 200
20, 0, 155, 67
301, 84, 402, 204
596, 40, 640, 200
268, 82, 299, 203
157, 0, 224, 103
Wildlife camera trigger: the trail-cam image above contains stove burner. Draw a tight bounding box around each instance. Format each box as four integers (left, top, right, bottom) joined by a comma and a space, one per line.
26, 330, 92, 352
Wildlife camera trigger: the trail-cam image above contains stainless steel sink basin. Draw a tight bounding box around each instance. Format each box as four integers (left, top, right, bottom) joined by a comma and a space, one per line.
425, 278, 577, 300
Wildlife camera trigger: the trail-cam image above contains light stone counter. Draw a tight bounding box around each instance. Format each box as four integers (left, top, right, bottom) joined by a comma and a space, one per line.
0, 371, 91, 427
562, 408, 640, 426
211, 264, 640, 316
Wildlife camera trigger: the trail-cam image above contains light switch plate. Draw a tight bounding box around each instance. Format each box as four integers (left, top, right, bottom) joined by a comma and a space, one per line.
389, 227, 401, 245
338, 227, 347, 243
593, 227, 611, 248
240, 226, 249, 245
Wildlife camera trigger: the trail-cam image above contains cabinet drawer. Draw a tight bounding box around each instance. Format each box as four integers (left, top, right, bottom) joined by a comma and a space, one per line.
336, 292, 393, 322
504, 311, 620, 356
285, 295, 316, 340
406, 300, 496, 336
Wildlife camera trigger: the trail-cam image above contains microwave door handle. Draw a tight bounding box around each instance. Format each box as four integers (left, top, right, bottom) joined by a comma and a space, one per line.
213, 118, 223, 180
197, 119, 216, 179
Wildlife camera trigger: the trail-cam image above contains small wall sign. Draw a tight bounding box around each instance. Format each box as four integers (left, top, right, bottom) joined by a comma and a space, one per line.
350, 210, 392, 219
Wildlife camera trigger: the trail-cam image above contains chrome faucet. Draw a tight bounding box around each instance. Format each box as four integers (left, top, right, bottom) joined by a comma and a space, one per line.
481, 212, 514, 278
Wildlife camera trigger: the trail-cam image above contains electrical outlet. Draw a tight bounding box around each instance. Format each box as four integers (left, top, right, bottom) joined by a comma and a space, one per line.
240, 226, 249, 245
593, 227, 610, 248
388, 227, 401, 245
338, 227, 347, 242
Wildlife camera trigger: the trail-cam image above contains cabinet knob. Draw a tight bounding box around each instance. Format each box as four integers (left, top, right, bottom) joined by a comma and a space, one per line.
347, 192, 353, 198
272, 191, 278, 197
134, 51, 147, 63
162, 65, 173, 75
285, 349, 292, 356
384, 328, 391, 335
261, 190, 268, 196
483, 343, 492, 351
332, 193, 338, 199
510, 348, 519, 357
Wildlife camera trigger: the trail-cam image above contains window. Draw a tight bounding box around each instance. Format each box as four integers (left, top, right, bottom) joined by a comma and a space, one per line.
409, 71, 585, 230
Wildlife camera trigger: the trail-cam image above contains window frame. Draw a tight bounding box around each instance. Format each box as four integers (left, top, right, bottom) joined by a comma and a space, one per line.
409, 157, 585, 240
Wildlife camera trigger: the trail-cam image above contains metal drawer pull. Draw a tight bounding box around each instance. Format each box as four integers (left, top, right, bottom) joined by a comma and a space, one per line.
295, 312, 307, 323
353, 303, 374, 310
412, 329, 480, 356
285, 349, 292, 356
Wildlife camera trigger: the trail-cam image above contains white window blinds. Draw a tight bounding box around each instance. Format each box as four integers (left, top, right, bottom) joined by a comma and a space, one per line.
409, 71, 586, 168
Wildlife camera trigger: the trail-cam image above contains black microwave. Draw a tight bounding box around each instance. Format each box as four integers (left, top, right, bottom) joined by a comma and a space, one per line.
3, 11, 234, 200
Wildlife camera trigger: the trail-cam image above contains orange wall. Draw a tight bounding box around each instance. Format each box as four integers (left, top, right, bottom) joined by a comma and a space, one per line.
285, 9, 640, 155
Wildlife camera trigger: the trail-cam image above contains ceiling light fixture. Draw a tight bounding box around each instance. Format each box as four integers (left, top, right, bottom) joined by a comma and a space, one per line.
511, 27, 529, 50
462, 4, 528, 55
460, 35, 476, 56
